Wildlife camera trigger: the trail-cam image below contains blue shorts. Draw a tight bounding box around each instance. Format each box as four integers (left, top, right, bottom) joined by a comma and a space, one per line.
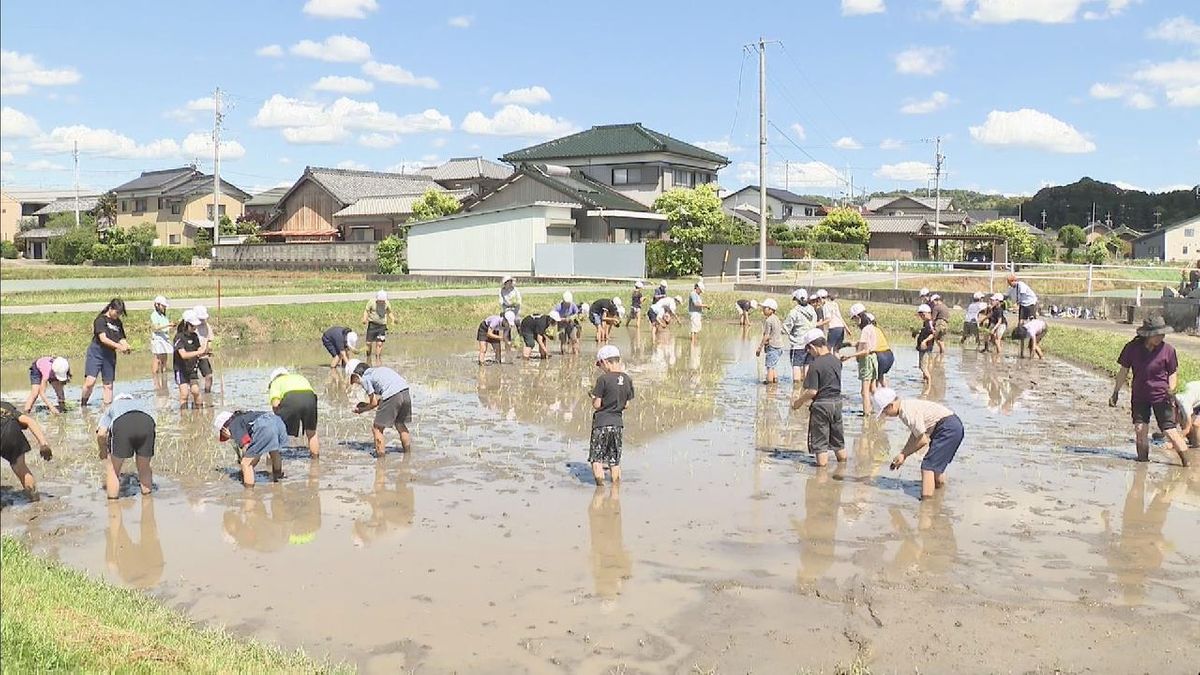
245, 414, 289, 459
321, 333, 342, 357
790, 348, 811, 368
589, 312, 603, 327
875, 350, 895, 381
647, 308, 659, 323
827, 327, 846, 351
764, 346, 783, 370
84, 344, 117, 384
28, 362, 44, 385
922, 414, 963, 474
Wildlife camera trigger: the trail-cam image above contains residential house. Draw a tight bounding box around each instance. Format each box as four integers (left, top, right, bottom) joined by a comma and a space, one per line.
1, 188, 80, 241
262, 166, 450, 242
419, 156, 512, 196
243, 186, 290, 222
109, 167, 250, 245
406, 164, 667, 275
1131, 214, 1200, 261
0, 190, 19, 243
722, 185, 822, 220
783, 214, 947, 261
500, 123, 730, 207
31, 195, 101, 226
863, 194, 975, 229
14, 227, 67, 259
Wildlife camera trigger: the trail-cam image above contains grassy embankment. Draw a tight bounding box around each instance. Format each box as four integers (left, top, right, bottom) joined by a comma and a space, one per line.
0, 536, 347, 673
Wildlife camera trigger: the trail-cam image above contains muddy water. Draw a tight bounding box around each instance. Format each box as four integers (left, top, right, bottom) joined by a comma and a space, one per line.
2, 325, 1198, 673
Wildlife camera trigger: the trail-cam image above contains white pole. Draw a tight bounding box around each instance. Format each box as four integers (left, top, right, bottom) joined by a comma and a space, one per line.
893, 259, 899, 290
757, 38, 767, 282
933, 136, 943, 231
72, 140, 80, 227
212, 87, 222, 242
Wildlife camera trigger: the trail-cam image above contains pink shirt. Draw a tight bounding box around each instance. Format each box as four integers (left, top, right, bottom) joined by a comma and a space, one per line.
33, 356, 54, 381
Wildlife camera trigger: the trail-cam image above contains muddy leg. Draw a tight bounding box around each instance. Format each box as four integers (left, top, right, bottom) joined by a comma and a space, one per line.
135, 455, 153, 495
834, 449, 848, 463
81, 375, 98, 406
306, 430, 320, 458
240, 456, 259, 487
610, 464, 621, 483
270, 451, 283, 480
591, 462, 605, 485
1134, 422, 1151, 462
934, 472, 947, 489
397, 424, 411, 453
815, 451, 830, 468
1165, 428, 1190, 466
920, 469, 936, 499
861, 380, 873, 417
106, 456, 125, 499
372, 425, 387, 457
10, 455, 38, 499
101, 382, 114, 406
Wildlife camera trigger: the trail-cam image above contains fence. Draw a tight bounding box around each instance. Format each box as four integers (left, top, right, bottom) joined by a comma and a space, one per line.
734, 257, 1184, 299
534, 243, 645, 278
211, 241, 378, 271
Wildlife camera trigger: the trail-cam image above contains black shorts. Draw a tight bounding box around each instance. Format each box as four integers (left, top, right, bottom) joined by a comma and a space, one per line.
197, 358, 213, 377
808, 399, 844, 455
476, 322, 497, 343
520, 330, 540, 348
276, 390, 318, 436
374, 390, 412, 428
109, 411, 156, 459
1019, 304, 1038, 321
174, 366, 200, 386
588, 425, 623, 466
0, 424, 31, 464
559, 321, 578, 341
962, 321, 979, 337
366, 322, 387, 343
1132, 400, 1176, 431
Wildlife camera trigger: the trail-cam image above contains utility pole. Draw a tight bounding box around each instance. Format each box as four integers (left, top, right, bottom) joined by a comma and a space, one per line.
756, 37, 768, 281
933, 136, 944, 230
1090, 201, 1096, 226
72, 140, 80, 227
1041, 209, 1047, 228
784, 160, 789, 192
212, 87, 223, 242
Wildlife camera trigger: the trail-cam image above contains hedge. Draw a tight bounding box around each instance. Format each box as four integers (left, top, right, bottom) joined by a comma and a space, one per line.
150, 246, 198, 265
782, 242, 866, 261
89, 243, 140, 265
645, 239, 673, 278
0, 240, 18, 259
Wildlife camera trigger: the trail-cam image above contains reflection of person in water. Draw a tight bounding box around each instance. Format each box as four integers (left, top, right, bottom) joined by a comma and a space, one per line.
792, 465, 845, 584
222, 489, 289, 553
588, 484, 632, 597
106, 497, 164, 588
353, 458, 415, 546
887, 501, 958, 574
1101, 465, 1183, 605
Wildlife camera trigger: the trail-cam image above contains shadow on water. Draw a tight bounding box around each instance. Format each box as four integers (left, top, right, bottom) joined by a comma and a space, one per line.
1064, 445, 1141, 462
870, 474, 925, 500
0, 486, 37, 508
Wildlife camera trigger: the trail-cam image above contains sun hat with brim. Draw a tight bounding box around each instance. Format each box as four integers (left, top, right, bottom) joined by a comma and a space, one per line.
153, 295, 169, 308
973, 292, 984, 300
193, 305, 209, 320
872, 387, 899, 417
51, 357, 71, 381
1136, 316, 1172, 337
801, 328, 826, 348
848, 302, 866, 318
596, 345, 620, 364
991, 293, 1004, 301
635, 280, 645, 288
917, 304, 931, 313
919, 288, 929, 296
762, 298, 778, 311
929, 294, 941, 301
213, 411, 234, 436
549, 310, 562, 322
501, 276, 514, 285
816, 289, 828, 298
182, 310, 202, 326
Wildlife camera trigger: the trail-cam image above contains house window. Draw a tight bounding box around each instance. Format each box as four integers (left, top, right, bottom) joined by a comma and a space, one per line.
157, 198, 164, 210
170, 201, 180, 215
206, 204, 227, 219
1186, 228, 1195, 237
673, 169, 697, 188
169, 234, 180, 245
120, 200, 128, 212
612, 168, 641, 185
134, 198, 147, 212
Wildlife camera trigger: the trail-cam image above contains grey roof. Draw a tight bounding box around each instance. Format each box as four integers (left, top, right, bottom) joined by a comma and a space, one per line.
334, 189, 474, 218
111, 167, 198, 193
966, 210, 1000, 223
15, 226, 68, 240
1131, 213, 1200, 243
31, 195, 101, 216
304, 166, 438, 204
245, 186, 290, 208
784, 214, 937, 234
864, 195, 952, 213
724, 185, 822, 206
472, 165, 649, 213
501, 123, 730, 165
164, 175, 251, 201
2, 187, 85, 203
419, 157, 512, 182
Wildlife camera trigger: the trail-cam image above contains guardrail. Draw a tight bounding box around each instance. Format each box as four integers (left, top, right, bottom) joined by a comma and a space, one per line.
734, 257, 1182, 299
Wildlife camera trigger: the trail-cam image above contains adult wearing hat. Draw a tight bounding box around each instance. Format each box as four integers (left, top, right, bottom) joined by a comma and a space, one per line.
362, 290, 394, 366
346, 358, 413, 457
268, 368, 320, 458
23, 356, 71, 414
1111, 316, 1190, 466
149, 296, 172, 377
1006, 274, 1039, 325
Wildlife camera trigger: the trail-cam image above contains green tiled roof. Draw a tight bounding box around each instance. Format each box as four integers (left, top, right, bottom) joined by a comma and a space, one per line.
501, 123, 730, 165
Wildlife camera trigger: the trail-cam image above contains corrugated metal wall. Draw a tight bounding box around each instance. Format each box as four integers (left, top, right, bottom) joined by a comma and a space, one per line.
535, 243, 646, 278
408, 205, 560, 274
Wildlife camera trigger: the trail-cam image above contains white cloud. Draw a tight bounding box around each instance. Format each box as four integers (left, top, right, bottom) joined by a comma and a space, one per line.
253, 94, 451, 145
461, 104, 576, 138
1089, 82, 1124, 99
362, 61, 438, 89
1148, 16, 1200, 46
735, 160, 844, 189
900, 91, 950, 114
448, 15, 474, 28
1126, 92, 1156, 109
693, 139, 742, 154
841, 0, 885, 15
1, 50, 81, 95
894, 46, 950, 76
789, 123, 807, 141
358, 132, 399, 148
833, 136, 863, 150
25, 159, 64, 171
938, 0, 969, 13
30, 126, 182, 159
336, 159, 371, 170
313, 75, 374, 94
164, 96, 217, 122
1131, 59, 1200, 107
256, 44, 284, 58
181, 132, 246, 161
968, 108, 1096, 153
303, 0, 378, 19
0, 150, 11, 165
875, 161, 933, 181
1, 107, 41, 138
1157, 183, 1194, 193
1090, 81, 1160, 109
290, 35, 372, 63
879, 138, 904, 150
431, 137, 447, 148
491, 86, 552, 106
970, 0, 1135, 24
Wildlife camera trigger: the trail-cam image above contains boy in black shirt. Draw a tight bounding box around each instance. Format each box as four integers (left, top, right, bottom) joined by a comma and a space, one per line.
791, 329, 846, 467
589, 345, 635, 485
519, 311, 559, 359
915, 303, 935, 383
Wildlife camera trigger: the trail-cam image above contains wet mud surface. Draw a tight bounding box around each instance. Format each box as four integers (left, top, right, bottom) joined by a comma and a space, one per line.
2, 325, 1199, 673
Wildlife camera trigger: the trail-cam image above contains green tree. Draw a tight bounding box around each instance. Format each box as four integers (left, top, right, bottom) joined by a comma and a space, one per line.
810, 207, 869, 245
377, 234, 407, 274
972, 218, 1037, 263
1057, 224, 1086, 259
411, 189, 462, 222
95, 192, 118, 229
1083, 239, 1109, 265
653, 184, 726, 275
709, 215, 756, 245
47, 226, 98, 264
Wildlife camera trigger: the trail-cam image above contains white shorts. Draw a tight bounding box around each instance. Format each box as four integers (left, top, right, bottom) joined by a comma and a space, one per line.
991, 324, 1007, 339
150, 333, 172, 355
689, 312, 703, 333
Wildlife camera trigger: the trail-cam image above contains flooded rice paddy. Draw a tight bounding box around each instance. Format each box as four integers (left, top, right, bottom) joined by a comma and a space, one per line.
1, 324, 1198, 673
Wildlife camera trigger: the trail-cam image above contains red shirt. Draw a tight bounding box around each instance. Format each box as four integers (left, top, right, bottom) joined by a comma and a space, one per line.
1117, 337, 1178, 404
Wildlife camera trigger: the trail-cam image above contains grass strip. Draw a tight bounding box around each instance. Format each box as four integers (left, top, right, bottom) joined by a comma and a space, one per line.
0, 535, 347, 673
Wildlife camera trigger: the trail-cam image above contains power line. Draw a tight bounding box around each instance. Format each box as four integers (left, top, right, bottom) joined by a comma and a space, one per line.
728, 46, 751, 142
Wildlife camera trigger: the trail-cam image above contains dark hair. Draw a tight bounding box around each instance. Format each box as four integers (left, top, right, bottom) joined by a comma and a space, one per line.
175, 319, 190, 334
102, 298, 127, 317
353, 363, 369, 378
806, 337, 828, 349
857, 313, 874, 329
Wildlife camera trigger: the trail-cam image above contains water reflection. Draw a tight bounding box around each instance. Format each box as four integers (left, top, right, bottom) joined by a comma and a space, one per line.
353, 458, 414, 547
793, 466, 845, 584
587, 484, 631, 597
887, 501, 958, 574
105, 498, 163, 588
1101, 466, 1184, 605
221, 467, 322, 552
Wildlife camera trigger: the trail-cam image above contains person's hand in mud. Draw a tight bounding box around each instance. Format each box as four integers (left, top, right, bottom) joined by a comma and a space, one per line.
890, 453, 907, 470
1109, 391, 1119, 407
40, 443, 53, 461
354, 401, 371, 414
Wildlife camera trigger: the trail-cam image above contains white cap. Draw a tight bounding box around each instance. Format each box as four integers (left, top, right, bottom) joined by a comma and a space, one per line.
213, 411, 234, 436
635, 280, 645, 288
816, 289, 828, 298
501, 275, 514, 284
973, 292, 984, 300
917, 304, 931, 313
344, 359, 363, 377
193, 305, 209, 320
51, 357, 70, 380
580, 302, 590, 315
504, 310, 518, 327
346, 331, 359, 349
872, 387, 898, 417
750, 299, 759, 309
929, 294, 941, 301
919, 288, 929, 296
991, 293, 1004, 301
659, 280, 668, 288
562, 291, 574, 303
792, 289, 808, 302
375, 290, 388, 302
269, 367, 288, 383
801, 328, 826, 347
596, 345, 620, 363
762, 298, 778, 311
673, 295, 684, 305
153, 295, 169, 307
182, 309, 202, 326
848, 302, 866, 318
695, 280, 705, 290
549, 310, 562, 322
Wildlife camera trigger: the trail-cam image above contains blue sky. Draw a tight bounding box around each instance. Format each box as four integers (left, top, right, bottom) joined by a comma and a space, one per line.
0, 0, 1196, 197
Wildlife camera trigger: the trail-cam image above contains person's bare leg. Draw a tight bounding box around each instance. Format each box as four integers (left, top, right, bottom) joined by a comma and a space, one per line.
81, 375, 97, 405
105, 456, 124, 499
10, 455, 38, 499
816, 451, 829, 468
477, 342, 486, 364
241, 456, 258, 486
861, 380, 872, 416
1134, 422, 1150, 462
835, 449, 848, 463
306, 430, 320, 458
270, 451, 283, 480
494, 342, 503, 364
397, 424, 411, 452
792, 365, 803, 383
52, 383, 66, 412
1165, 428, 1191, 466
101, 382, 114, 406
934, 471, 947, 489
591, 461, 605, 485
920, 469, 936, 499
135, 456, 153, 495
372, 425, 387, 457
611, 464, 621, 482
22, 388, 37, 413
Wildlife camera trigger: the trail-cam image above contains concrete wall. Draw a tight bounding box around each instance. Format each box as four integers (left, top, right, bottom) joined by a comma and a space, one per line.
211, 241, 377, 271
408, 204, 568, 275
0, 192, 18, 243
535, 243, 646, 278
702, 244, 784, 277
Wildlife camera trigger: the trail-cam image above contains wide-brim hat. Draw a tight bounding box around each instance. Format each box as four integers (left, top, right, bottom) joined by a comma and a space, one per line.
1136, 316, 1172, 337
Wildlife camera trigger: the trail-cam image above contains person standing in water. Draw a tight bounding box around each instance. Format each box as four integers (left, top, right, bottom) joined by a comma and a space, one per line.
81, 298, 132, 408
588, 345, 634, 485
1006, 274, 1039, 327
652, 281, 668, 305
874, 387, 965, 500
23, 356, 70, 414
1111, 316, 1190, 466
214, 409, 288, 487
815, 290, 847, 351
628, 281, 645, 327
149, 296, 171, 378
347, 359, 413, 457
791, 329, 847, 468
96, 393, 156, 499
362, 290, 394, 366
173, 310, 208, 408
735, 299, 758, 328
499, 276, 522, 319
1016, 317, 1048, 360
962, 292, 987, 347
192, 305, 216, 393
783, 289, 818, 384
841, 306, 881, 416
268, 368, 320, 459
1, 401, 53, 501
980, 293, 1008, 355
756, 299, 785, 385
589, 297, 620, 343
915, 304, 935, 383
519, 311, 560, 360
688, 281, 706, 344
321, 326, 359, 370
928, 294, 950, 355
555, 292, 581, 355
